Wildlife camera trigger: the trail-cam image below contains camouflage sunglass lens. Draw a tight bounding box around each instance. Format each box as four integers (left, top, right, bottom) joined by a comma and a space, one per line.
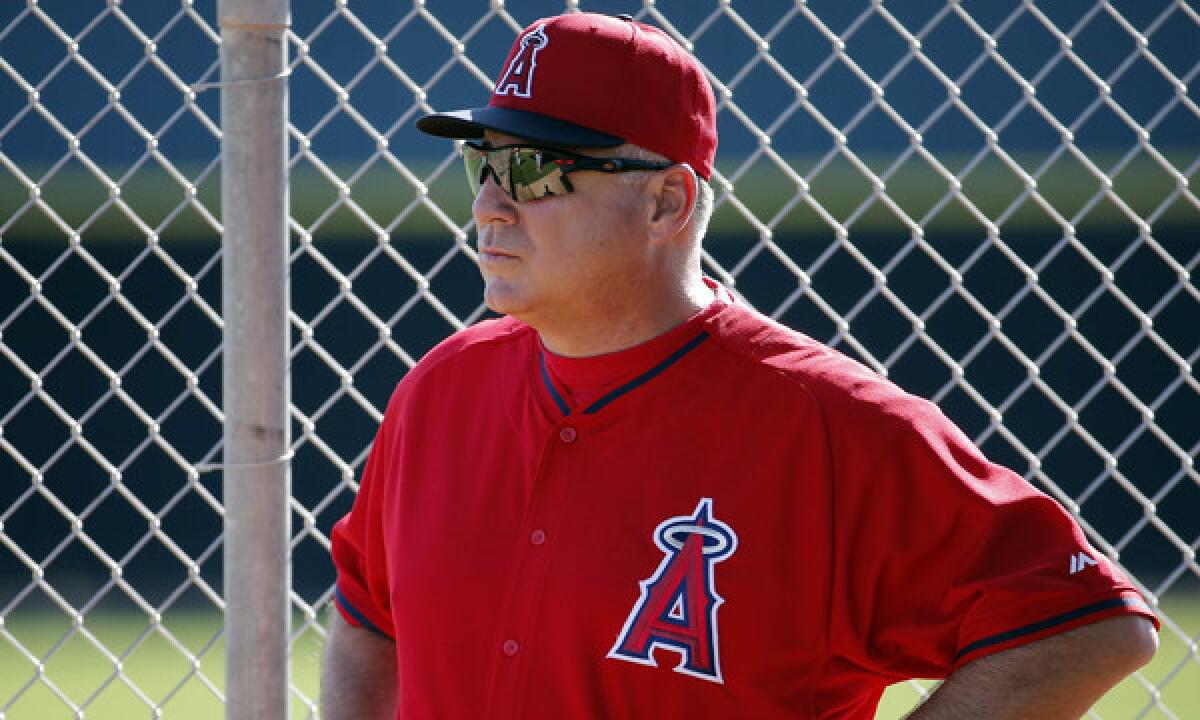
462, 145, 488, 196
462, 144, 573, 202
507, 148, 574, 201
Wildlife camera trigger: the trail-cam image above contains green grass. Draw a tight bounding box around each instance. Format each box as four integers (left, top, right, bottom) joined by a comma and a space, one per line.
0, 605, 325, 719
3, 148, 1195, 245
1, 595, 1196, 718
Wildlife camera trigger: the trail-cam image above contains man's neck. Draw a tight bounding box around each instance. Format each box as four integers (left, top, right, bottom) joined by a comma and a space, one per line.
535, 280, 715, 358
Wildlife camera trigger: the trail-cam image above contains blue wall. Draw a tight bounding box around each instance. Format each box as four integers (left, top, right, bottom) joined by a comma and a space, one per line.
2, 0, 1196, 167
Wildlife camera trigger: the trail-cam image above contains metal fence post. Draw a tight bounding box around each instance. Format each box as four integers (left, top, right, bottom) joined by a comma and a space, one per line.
219, 0, 291, 717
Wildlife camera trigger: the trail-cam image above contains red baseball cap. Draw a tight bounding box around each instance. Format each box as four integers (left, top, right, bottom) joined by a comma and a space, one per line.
417, 12, 718, 180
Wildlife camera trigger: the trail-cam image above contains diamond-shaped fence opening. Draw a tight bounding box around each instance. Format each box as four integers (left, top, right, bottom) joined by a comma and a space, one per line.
1, 1, 1197, 718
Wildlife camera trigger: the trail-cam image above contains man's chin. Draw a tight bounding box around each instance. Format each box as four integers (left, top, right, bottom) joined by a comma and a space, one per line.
483, 283, 533, 319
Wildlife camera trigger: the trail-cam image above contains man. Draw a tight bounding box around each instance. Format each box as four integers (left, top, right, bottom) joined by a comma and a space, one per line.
321, 12, 1157, 719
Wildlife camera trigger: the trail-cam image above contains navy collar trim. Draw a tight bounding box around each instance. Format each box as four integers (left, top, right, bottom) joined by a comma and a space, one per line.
539, 352, 572, 416
539, 331, 711, 416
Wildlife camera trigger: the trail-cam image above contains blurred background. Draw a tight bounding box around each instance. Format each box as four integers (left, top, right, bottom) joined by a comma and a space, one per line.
1, 0, 1196, 717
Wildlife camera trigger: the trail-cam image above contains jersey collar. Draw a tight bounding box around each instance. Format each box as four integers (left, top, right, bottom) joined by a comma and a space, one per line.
538, 281, 733, 416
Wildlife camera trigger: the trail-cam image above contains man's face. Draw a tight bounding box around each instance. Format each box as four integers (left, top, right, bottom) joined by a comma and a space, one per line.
472, 131, 649, 327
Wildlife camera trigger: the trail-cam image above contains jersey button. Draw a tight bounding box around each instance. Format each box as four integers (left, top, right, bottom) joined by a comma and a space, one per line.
502, 639, 519, 657
530, 529, 547, 545
559, 426, 577, 443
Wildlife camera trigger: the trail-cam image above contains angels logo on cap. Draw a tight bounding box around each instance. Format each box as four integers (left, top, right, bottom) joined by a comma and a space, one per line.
494, 25, 548, 98
416, 12, 719, 180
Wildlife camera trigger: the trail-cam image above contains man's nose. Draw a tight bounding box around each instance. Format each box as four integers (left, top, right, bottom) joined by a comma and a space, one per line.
472, 167, 517, 227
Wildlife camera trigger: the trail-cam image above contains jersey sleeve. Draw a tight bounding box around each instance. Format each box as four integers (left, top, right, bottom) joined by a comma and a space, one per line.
824, 387, 1157, 680
328, 387, 404, 639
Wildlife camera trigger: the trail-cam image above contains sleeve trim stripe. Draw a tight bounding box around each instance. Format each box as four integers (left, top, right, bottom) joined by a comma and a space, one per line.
335, 585, 391, 639
954, 596, 1148, 662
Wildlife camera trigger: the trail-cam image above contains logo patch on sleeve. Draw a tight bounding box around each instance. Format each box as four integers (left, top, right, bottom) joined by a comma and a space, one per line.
608, 498, 737, 683
1069, 551, 1098, 575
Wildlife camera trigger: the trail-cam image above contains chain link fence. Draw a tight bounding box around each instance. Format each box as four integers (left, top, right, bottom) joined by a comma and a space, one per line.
1, 0, 1197, 718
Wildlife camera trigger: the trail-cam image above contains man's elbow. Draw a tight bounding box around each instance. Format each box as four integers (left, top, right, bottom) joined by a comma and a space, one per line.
1083, 614, 1159, 679
1109, 614, 1159, 672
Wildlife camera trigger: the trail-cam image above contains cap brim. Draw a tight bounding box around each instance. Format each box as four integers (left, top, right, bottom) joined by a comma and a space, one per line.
416, 107, 623, 148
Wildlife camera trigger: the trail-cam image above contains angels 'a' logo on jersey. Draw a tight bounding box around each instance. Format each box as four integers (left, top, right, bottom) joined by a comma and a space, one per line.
494, 24, 549, 98
608, 498, 737, 684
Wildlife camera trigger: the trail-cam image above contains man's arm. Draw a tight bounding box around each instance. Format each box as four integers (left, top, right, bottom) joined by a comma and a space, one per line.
909, 615, 1157, 719
321, 609, 399, 720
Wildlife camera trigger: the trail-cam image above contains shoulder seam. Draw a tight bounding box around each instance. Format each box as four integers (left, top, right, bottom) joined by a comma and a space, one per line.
699, 328, 836, 453
699, 316, 827, 398
407, 319, 534, 381
700, 315, 844, 677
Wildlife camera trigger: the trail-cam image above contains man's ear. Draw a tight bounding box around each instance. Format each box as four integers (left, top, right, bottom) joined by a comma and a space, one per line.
646, 164, 696, 244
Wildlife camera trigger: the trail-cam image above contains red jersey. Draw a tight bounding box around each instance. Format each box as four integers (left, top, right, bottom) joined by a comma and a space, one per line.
330, 286, 1155, 719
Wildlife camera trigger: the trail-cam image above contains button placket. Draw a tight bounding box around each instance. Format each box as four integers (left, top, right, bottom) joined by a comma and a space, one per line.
485, 417, 589, 717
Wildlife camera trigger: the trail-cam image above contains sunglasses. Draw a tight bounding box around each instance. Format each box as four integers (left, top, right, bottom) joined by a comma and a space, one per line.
462, 141, 673, 202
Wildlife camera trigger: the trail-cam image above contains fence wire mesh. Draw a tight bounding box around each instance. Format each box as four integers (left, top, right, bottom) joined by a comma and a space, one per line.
1, 1, 1197, 718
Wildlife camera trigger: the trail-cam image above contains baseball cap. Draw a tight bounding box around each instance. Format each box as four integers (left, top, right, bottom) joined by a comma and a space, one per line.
417, 12, 718, 180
